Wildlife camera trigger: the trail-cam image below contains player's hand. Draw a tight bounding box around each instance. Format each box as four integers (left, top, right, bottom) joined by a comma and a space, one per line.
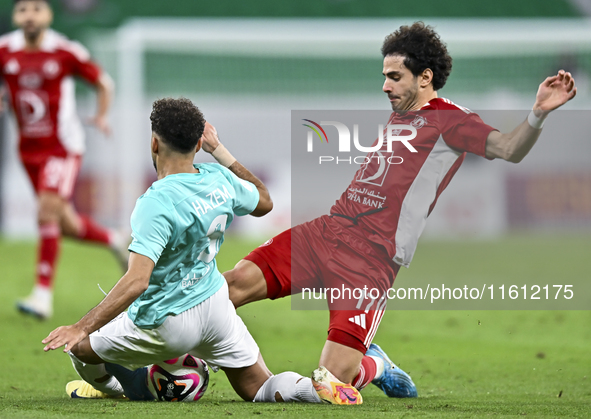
88, 115, 112, 137
533, 70, 577, 117
42, 325, 88, 353
200, 122, 222, 154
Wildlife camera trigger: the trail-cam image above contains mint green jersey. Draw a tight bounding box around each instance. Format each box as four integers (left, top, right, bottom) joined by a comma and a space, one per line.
127, 163, 259, 328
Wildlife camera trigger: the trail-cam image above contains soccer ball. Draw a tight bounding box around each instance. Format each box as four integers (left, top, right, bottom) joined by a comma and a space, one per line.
147, 354, 209, 402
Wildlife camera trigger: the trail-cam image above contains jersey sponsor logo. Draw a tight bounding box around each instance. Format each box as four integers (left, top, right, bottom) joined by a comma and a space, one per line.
181, 267, 211, 288
17, 90, 53, 137
18, 72, 43, 89
4, 58, 19, 74
348, 313, 366, 329
356, 150, 396, 187
190, 185, 232, 217
347, 186, 387, 208
42, 59, 60, 79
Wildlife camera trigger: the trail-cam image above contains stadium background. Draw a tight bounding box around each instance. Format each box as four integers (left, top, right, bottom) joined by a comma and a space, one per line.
1, 0, 590, 239
0, 1, 589, 417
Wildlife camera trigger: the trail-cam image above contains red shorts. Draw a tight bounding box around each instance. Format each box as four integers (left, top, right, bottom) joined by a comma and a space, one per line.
22, 154, 81, 199
244, 215, 400, 354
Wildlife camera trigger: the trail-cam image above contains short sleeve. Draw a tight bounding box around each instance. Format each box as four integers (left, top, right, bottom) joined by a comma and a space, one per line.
440, 110, 497, 158
215, 165, 260, 216
128, 196, 174, 263
64, 41, 102, 84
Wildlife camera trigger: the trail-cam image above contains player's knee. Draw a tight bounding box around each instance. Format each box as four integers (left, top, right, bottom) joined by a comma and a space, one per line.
37, 194, 64, 226
224, 266, 246, 308
70, 339, 103, 364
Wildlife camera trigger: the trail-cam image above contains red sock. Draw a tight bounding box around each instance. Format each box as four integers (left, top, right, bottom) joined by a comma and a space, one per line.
37, 223, 61, 289
352, 356, 378, 390
77, 215, 113, 246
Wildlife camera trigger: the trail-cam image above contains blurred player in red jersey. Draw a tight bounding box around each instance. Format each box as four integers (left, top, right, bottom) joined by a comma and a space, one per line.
0, 0, 127, 320
207, 22, 578, 404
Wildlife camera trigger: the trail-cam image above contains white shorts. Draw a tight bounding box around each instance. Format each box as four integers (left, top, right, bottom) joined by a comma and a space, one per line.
89, 281, 259, 371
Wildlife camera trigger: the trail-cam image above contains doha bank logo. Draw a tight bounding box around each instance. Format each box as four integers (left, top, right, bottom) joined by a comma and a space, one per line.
302, 119, 419, 165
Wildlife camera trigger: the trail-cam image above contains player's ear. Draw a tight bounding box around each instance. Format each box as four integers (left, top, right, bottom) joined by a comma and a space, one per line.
420, 68, 433, 88
151, 136, 159, 154
195, 137, 203, 154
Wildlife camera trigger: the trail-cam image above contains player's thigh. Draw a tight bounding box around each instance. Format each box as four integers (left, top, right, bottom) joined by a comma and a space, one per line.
89, 312, 199, 370
320, 236, 395, 366
222, 353, 272, 401
224, 259, 267, 308
190, 282, 260, 373
38, 155, 81, 200
235, 227, 318, 303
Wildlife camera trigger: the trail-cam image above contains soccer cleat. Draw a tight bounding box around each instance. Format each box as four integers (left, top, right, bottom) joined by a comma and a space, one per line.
109, 230, 131, 272
366, 343, 417, 398
16, 286, 53, 320
66, 380, 111, 399
312, 366, 363, 405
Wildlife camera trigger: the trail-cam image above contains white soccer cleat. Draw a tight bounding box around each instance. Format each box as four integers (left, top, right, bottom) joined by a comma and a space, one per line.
16, 285, 53, 320
109, 230, 131, 272
311, 366, 363, 405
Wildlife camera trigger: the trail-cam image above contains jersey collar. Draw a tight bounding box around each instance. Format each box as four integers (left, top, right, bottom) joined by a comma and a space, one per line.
9, 29, 59, 52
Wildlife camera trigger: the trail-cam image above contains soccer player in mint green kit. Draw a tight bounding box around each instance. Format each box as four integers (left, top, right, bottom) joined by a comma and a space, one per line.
42, 98, 328, 403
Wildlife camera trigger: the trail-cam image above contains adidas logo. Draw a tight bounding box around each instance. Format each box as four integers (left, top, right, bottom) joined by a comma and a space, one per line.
348, 314, 366, 329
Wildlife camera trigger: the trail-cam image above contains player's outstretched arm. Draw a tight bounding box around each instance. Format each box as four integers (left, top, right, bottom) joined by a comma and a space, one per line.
201, 122, 273, 217
41, 253, 153, 353
88, 73, 114, 136
485, 70, 576, 163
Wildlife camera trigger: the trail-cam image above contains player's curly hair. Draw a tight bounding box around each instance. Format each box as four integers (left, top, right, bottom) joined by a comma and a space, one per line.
381, 22, 452, 91
150, 97, 206, 154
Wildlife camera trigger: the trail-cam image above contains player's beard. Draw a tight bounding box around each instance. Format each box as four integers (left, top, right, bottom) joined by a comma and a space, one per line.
23, 26, 46, 44
391, 80, 420, 113
22, 23, 46, 44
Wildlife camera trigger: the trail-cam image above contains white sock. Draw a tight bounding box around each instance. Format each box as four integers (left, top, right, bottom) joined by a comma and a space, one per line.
368, 355, 385, 382
32, 284, 52, 302
68, 352, 124, 396
253, 372, 321, 403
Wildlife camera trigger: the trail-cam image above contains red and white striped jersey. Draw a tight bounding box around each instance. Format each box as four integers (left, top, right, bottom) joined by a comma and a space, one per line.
330, 97, 497, 267
0, 29, 102, 163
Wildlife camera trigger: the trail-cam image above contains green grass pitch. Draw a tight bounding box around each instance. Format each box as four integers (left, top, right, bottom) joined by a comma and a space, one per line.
0, 235, 589, 418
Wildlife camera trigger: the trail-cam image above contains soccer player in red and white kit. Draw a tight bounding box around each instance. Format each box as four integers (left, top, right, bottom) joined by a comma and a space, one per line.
1, 0, 127, 320
206, 22, 577, 404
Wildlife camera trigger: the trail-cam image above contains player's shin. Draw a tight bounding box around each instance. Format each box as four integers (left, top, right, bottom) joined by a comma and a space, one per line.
68, 352, 124, 396
37, 222, 61, 289
253, 372, 321, 403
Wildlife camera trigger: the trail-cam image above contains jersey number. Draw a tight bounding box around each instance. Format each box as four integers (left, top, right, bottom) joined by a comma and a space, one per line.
197, 214, 227, 264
